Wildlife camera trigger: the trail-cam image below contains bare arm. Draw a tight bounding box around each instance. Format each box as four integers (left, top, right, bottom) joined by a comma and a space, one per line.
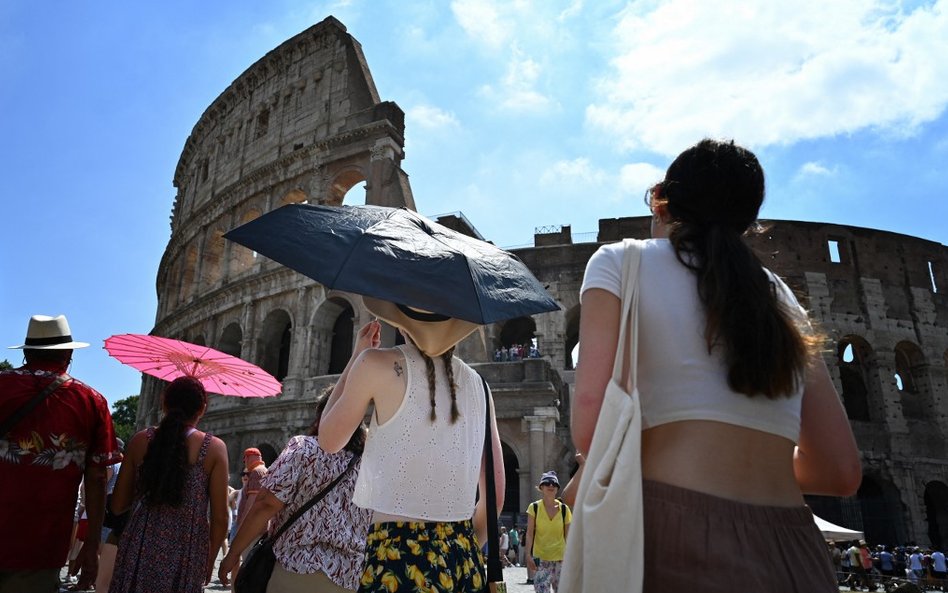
110, 429, 149, 514
320, 321, 382, 454
560, 452, 585, 508
525, 512, 537, 570
794, 356, 862, 496
76, 464, 108, 589
572, 288, 622, 454
218, 489, 285, 586
205, 437, 230, 585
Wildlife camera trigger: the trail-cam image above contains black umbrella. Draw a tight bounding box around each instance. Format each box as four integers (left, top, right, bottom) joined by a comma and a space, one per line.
223, 204, 560, 324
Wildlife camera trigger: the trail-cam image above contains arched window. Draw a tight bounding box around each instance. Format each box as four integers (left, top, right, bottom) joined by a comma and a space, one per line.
230, 208, 261, 276
837, 336, 872, 421
328, 168, 366, 206
218, 323, 242, 357
202, 226, 226, 289
311, 297, 357, 376
279, 189, 308, 206
895, 341, 928, 419
259, 310, 292, 381
177, 242, 200, 305
499, 317, 537, 353
564, 306, 580, 371
328, 302, 354, 375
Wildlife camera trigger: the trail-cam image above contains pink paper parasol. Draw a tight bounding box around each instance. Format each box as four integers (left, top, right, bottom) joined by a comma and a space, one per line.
104, 334, 281, 398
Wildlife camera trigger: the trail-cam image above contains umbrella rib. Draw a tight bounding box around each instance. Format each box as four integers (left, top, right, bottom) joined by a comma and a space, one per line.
328, 206, 396, 289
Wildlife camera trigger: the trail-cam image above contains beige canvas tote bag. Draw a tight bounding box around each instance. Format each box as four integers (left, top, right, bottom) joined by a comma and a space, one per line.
560, 238, 645, 593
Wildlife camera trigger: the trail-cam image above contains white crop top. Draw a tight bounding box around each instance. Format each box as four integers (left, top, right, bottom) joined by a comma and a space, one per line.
352, 343, 486, 521
580, 239, 807, 443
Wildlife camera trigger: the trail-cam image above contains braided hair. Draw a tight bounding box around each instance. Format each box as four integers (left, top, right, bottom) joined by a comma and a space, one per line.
411, 339, 460, 423
139, 376, 207, 507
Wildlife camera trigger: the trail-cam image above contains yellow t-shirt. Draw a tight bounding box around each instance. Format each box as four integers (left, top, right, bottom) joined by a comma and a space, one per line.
527, 499, 572, 561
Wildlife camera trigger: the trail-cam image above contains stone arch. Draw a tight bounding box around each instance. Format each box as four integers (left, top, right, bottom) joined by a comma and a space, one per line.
258, 309, 292, 381
857, 476, 904, 546
501, 441, 521, 525
926, 481, 948, 549
311, 296, 357, 375
202, 226, 226, 290
499, 317, 537, 355
230, 208, 262, 276
256, 443, 279, 467
837, 335, 873, 422
896, 341, 930, 419
177, 241, 200, 305
218, 323, 242, 357
190, 334, 206, 346
564, 305, 580, 371
327, 166, 367, 206
279, 188, 308, 206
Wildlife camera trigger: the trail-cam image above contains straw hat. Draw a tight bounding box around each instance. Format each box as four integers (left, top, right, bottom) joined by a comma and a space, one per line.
8, 314, 89, 349
363, 297, 479, 357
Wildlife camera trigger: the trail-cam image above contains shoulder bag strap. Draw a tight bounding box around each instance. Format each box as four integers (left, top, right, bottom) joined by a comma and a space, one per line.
613, 240, 644, 392
0, 374, 69, 437
480, 374, 504, 584
269, 453, 358, 543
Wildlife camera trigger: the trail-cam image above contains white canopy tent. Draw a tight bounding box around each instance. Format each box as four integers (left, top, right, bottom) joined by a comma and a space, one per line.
814, 514, 864, 541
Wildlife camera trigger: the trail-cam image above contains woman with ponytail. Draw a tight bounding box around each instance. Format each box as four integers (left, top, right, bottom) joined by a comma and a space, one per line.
573, 139, 862, 592
319, 298, 504, 593
109, 376, 229, 593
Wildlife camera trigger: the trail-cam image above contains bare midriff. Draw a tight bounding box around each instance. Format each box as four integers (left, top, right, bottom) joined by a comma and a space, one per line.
641, 419, 804, 507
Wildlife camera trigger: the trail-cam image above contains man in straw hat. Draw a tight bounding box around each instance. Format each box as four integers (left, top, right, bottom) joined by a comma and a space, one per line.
0, 315, 119, 593
318, 298, 505, 593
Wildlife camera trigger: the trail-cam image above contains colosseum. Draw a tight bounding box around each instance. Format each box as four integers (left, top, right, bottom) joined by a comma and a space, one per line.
137, 16, 948, 547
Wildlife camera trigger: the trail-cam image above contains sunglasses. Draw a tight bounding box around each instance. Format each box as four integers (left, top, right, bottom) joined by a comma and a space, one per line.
540, 482, 558, 487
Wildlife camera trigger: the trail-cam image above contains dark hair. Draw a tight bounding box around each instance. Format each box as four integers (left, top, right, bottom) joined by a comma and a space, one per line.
309, 384, 366, 454
139, 376, 207, 506
404, 337, 460, 423
653, 138, 816, 398
23, 348, 72, 365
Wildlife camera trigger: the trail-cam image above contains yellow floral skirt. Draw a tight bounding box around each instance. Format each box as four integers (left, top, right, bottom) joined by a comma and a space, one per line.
357, 520, 487, 593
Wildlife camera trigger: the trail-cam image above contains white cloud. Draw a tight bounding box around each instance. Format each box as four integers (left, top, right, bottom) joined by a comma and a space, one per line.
586, 0, 948, 155
797, 161, 837, 178
451, 0, 511, 51
618, 162, 665, 195
478, 44, 555, 112
407, 105, 461, 130
540, 157, 609, 187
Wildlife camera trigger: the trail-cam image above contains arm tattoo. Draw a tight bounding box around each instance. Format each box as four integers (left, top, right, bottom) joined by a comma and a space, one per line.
393, 361, 403, 377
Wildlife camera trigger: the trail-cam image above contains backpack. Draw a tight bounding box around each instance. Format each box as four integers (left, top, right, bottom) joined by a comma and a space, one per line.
531, 499, 569, 538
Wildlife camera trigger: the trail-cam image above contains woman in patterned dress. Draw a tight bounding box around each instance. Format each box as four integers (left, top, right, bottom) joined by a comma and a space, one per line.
218, 387, 372, 592
109, 376, 230, 593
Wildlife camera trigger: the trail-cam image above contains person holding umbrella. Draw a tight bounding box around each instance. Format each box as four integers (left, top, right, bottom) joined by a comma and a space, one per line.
108, 376, 230, 593
319, 300, 505, 593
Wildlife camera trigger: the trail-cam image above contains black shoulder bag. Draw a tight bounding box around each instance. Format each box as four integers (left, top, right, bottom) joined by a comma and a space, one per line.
480, 375, 507, 593
235, 453, 358, 593
0, 374, 69, 437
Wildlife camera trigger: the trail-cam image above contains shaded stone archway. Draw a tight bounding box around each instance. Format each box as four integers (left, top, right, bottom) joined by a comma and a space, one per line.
926, 481, 948, 549
501, 441, 521, 526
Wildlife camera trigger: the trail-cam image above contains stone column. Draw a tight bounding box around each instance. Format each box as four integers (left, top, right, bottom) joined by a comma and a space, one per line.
522, 406, 561, 489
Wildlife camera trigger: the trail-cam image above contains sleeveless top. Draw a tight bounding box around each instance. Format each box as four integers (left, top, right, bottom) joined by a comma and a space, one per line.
353, 343, 486, 521
581, 239, 807, 443
109, 429, 212, 593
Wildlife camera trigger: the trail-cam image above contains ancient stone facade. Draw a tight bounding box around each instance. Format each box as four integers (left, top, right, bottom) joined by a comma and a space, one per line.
143, 17, 948, 542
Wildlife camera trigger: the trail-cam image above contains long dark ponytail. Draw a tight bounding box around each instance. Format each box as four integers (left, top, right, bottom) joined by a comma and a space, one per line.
654, 139, 817, 398
139, 376, 207, 506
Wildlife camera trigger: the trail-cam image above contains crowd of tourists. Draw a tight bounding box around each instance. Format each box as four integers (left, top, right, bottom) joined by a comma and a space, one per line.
831, 539, 948, 591
4, 139, 867, 593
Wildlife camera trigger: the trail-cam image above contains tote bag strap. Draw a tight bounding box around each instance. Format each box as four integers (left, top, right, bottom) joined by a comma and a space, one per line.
611, 239, 644, 392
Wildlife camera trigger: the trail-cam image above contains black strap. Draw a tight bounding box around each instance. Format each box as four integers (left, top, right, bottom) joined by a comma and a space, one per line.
0, 374, 69, 437
269, 453, 358, 544
480, 375, 504, 583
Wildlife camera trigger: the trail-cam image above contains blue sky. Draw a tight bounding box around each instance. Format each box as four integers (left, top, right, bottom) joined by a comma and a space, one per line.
2, 0, 947, 408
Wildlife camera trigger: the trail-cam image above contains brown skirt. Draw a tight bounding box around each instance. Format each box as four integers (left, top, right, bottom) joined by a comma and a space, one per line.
642, 480, 836, 593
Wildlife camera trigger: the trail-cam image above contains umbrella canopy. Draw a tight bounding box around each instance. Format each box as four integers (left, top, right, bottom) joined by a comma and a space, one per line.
104, 334, 281, 398
813, 513, 864, 541
224, 204, 560, 325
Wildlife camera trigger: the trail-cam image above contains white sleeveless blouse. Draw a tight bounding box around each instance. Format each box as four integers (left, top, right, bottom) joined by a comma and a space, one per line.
352, 343, 486, 521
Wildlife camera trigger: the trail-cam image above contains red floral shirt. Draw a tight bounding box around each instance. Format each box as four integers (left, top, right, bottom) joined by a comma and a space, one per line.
263, 436, 372, 590
0, 362, 118, 570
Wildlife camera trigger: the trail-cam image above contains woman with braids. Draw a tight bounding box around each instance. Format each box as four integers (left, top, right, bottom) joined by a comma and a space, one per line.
319, 298, 505, 593
573, 139, 862, 592
108, 376, 229, 593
